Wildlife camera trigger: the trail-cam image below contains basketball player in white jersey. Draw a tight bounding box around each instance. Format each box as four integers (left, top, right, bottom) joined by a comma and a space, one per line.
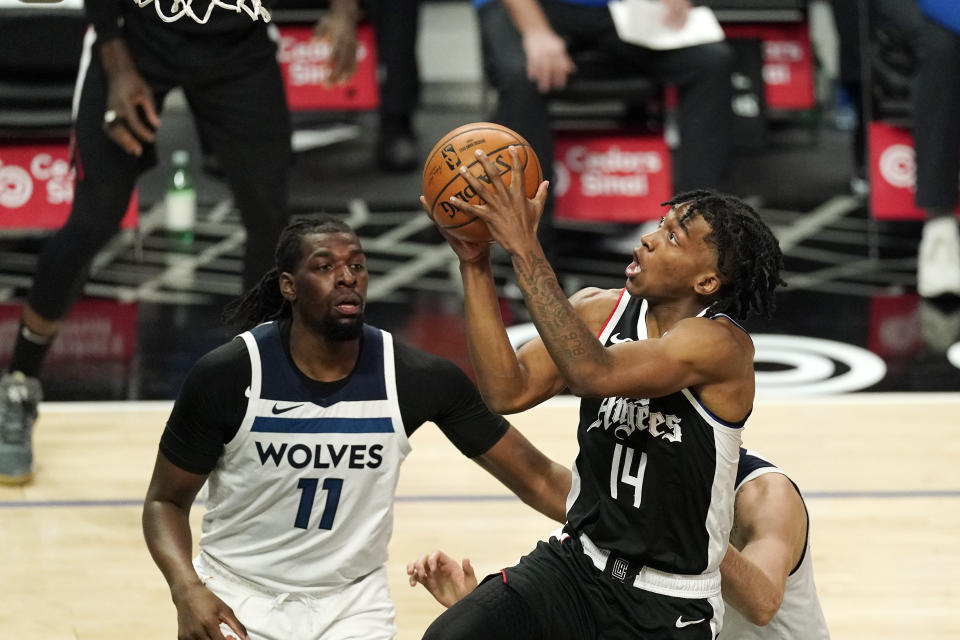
720, 448, 830, 639
142, 218, 571, 640
419, 149, 784, 639
407, 447, 830, 639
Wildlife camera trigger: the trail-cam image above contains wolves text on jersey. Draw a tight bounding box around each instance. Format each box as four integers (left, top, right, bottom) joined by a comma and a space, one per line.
587, 396, 683, 443
256, 441, 384, 469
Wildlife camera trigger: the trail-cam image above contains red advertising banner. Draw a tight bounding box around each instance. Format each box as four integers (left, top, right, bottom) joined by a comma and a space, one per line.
553, 131, 672, 223
868, 122, 960, 220
724, 22, 815, 110
277, 22, 380, 112
867, 294, 923, 360
0, 300, 138, 364
0, 141, 137, 230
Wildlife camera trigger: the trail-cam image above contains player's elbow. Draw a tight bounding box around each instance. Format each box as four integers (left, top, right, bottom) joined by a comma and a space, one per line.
745, 591, 783, 627
479, 384, 540, 415
565, 376, 606, 398
481, 391, 527, 415
560, 368, 600, 397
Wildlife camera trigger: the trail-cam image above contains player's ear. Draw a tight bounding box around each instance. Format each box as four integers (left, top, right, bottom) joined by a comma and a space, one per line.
694, 271, 721, 297
279, 271, 296, 302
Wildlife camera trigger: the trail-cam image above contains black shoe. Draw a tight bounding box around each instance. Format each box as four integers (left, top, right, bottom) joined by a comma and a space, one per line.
377, 129, 419, 173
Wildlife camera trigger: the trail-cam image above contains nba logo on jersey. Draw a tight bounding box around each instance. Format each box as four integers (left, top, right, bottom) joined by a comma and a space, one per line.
611, 557, 629, 581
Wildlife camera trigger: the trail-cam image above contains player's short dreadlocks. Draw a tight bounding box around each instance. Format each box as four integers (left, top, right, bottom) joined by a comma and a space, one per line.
662, 190, 785, 321
222, 216, 359, 331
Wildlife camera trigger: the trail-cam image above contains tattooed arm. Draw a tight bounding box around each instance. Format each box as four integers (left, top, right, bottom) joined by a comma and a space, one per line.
420, 167, 616, 412
450, 148, 752, 405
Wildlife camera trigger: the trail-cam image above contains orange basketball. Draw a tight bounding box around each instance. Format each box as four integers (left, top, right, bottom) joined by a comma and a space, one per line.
422, 122, 542, 243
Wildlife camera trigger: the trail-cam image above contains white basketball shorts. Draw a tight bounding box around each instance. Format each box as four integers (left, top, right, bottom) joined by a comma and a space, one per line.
193, 554, 396, 640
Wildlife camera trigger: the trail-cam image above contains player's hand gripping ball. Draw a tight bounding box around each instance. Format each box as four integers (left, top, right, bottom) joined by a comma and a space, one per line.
422, 122, 542, 243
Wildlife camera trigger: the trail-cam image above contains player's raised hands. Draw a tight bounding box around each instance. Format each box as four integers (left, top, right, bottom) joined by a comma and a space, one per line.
449, 147, 549, 258
406, 549, 478, 608
419, 195, 492, 265
171, 581, 248, 640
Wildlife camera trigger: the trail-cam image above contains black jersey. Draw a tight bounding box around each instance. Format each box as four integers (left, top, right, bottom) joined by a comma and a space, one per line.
564, 291, 749, 576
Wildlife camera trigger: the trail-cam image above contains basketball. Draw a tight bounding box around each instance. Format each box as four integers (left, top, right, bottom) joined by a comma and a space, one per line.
422, 122, 542, 243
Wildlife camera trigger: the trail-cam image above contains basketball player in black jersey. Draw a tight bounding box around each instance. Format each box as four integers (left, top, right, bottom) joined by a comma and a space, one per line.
419, 148, 784, 639
408, 447, 830, 640
142, 218, 571, 640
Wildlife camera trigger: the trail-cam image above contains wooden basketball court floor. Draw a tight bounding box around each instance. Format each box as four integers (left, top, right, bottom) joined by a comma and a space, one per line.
1, 394, 957, 639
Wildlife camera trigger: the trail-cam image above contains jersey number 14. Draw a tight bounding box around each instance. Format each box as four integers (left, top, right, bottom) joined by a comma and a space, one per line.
610, 443, 647, 507
294, 477, 343, 529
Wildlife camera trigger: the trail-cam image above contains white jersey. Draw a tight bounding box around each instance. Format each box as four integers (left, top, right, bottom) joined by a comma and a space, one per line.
721, 450, 830, 640
198, 322, 411, 594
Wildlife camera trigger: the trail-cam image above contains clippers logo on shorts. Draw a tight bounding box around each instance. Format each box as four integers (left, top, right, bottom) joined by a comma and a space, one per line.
611, 557, 629, 581
198, 322, 411, 594
587, 396, 682, 443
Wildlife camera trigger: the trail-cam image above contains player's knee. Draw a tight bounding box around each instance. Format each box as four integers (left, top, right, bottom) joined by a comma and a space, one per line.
422, 603, 489, 640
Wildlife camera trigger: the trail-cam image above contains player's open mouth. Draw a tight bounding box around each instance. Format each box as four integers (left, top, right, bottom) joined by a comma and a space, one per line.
334, 296, 363, 315
625, 261, 642, 277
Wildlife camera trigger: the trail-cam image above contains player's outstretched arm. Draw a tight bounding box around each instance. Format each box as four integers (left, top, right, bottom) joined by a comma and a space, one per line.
143, 453, 247, 640
721, 473, 808, 626
474, 425, 571, 523
407, 550, 478, 608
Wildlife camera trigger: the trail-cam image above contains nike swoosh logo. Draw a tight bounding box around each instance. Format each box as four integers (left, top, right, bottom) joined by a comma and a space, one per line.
609, 333, 633, 344
675, 617, 705, 629
271, 403, 304, 415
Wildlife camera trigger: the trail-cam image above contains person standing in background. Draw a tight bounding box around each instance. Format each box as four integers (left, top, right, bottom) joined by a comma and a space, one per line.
473, 0, 734, 264
872, 0, 960, 298
0, 0, 360, 484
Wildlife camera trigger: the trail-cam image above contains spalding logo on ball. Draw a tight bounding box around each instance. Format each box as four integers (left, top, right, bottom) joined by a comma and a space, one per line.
422, 122, 542, 243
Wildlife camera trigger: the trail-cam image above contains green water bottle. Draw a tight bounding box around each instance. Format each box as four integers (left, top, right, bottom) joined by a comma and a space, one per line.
165, 149, 196, 248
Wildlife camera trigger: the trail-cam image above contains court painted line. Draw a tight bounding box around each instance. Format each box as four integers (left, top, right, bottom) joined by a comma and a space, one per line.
32, 391, 960, 415
3, 489, 960, 509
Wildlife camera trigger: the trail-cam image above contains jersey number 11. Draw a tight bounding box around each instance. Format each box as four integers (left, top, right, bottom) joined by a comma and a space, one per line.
294, 477, 343, 529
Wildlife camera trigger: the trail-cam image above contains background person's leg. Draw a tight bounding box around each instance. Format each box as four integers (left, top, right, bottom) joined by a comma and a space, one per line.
187, 56, 292, 292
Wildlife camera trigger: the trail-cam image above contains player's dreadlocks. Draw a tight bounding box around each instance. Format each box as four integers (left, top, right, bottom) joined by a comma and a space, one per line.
662, 190, 785, 321
222, 216, 359, 331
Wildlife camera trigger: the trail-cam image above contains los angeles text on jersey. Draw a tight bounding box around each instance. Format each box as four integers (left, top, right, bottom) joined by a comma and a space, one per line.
587, 396, 682, 443
256, 441, 385, 469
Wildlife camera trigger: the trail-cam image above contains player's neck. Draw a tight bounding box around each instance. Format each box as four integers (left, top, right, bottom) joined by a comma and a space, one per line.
645, 298, 706, 337
288, 322, 360, 382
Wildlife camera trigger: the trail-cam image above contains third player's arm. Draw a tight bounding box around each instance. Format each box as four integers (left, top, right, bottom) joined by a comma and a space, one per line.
721, 474, 808, 626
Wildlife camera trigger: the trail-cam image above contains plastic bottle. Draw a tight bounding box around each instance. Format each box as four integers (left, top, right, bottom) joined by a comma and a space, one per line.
165, 149, 196, 248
